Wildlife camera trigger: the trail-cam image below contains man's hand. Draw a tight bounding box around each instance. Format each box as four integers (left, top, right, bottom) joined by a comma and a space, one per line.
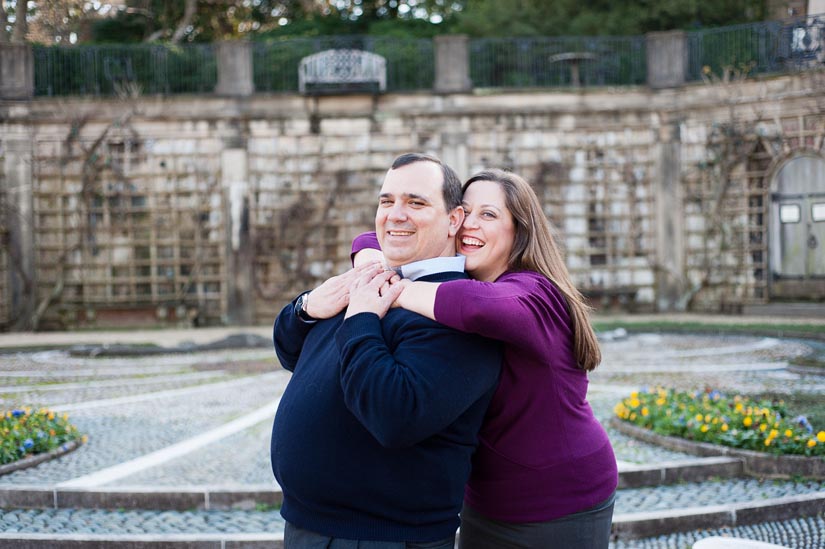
345, 269, 404, 319
304, 262, 383, 319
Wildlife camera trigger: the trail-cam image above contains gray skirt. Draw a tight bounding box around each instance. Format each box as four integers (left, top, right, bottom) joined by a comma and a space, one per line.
458, 492, 615, 549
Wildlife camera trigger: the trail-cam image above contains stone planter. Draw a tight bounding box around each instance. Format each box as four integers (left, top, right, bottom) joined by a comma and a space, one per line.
610, 417, 825, 479
0, 439, 84, 477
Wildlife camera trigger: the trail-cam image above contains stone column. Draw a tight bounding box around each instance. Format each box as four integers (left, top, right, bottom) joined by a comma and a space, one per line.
3, 138, 35, 328
434, 35, 472, 93
221, 146, 253, 325
653, 121, 686, 311
215, 41, 255, 97
441, 132, 469, 181
0, 44, 34, 99
646, 30, 687, 89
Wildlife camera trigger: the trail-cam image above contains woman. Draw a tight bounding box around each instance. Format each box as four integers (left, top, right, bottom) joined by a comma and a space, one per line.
352, 169, 617, 548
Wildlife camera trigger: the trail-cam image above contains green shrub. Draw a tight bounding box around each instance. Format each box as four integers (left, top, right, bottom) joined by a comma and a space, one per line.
615, 387, 825, 457
1, 408, 85, 466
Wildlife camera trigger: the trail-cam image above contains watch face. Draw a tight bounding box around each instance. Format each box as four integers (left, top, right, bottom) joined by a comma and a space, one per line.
295, 293, 313, 321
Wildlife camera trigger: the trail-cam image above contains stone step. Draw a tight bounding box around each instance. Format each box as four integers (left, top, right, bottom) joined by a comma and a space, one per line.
0, 457, 747, 512
0, 504, 823, 548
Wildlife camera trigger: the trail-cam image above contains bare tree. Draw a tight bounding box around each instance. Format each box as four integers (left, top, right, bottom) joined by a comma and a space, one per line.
11, 0, 28, 43
145, 0, 198, 43
170, 0, 197, 43
0, 2, 9, 43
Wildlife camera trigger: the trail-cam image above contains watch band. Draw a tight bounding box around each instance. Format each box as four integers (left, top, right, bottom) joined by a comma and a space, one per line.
294, 292, 317, 323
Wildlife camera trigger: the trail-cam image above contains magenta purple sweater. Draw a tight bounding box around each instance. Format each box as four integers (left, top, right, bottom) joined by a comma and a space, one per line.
352, 232, 618, 523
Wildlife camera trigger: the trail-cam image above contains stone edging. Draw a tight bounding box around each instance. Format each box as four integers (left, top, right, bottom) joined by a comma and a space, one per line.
0, 458, 741, 512
0, 439, 83, 477
787, 363, 825, 376
0, 485, 282, 511
610, 417, 825, 478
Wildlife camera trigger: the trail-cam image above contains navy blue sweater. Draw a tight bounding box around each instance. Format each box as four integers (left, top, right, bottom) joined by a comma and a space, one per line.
271, 271, 501, 542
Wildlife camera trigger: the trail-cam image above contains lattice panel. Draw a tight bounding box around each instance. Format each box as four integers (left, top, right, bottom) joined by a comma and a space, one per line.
468, 124, 658, 307
32, 139, 227, 327
0, 173, 9, 329
683, 111, 825, 309
247, 162, 381, 325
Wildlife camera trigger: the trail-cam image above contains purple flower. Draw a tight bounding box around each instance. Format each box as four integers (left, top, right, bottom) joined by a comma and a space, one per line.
795, 415, 814, 434
23, 438, 34, 449
11, 410, 24, 417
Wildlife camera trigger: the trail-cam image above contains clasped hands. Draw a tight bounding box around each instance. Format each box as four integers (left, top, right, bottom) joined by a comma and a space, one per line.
301, 261, 410, 321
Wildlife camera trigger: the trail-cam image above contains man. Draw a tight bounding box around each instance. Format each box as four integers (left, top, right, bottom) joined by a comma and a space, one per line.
271, 153, 502, 548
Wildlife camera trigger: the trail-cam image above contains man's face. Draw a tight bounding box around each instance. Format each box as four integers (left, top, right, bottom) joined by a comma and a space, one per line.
375, 161, 463, 267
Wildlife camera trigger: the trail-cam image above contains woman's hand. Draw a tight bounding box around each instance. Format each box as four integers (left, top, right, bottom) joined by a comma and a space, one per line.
345, 269, 404, 319
304, 261, 383, 319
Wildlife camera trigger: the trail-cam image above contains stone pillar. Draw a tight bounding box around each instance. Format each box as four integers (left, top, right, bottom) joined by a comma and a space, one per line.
646, 30, 687, 89
215, 41, 254, 97
221, 146, 253, 325
3, 139, 35, 329
0, 44, 34, 99
653, 121, 686, 311
441, 132, 469, 181
434, 35, 472, 93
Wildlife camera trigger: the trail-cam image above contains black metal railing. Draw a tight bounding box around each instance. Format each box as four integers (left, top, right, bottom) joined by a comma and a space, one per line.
33, 43, 217, 96
27, 13, 825, 97
686, 13, 825, 80
469, 35, 647, 88
253, 35, 433, 93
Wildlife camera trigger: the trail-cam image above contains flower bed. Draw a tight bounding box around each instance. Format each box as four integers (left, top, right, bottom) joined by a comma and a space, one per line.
1, 407, 85, 466
614, 387, 825, 457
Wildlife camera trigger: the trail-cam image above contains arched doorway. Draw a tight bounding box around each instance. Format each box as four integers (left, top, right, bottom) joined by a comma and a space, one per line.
769, 154, 825, 299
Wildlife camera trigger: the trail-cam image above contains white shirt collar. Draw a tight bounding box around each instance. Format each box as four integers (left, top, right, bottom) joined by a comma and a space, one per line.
391, 255, 466, 281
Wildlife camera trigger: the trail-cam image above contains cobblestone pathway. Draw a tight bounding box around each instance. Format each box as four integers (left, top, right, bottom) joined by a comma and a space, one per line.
0, 330, 823, 548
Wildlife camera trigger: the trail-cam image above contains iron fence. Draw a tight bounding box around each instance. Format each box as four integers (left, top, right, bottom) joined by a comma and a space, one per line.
253, 35, 434, 93
686, 13, 825, 80
33, 43, 217, 96
27, 13, 825, 97
469, 35, 647, 88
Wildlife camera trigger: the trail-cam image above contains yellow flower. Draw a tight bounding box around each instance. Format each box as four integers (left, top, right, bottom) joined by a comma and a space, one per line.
743, 417, 753, 427
721, 424, 729, 432
785, 429, 793, 438
701, 425, 710, 433
656, 398, 666, 406
769, 429, 779, 439
630, 413, 637, 421
704, 414, 711, 423
808, 439, 817, 448
630, 391, 638, 399
735, 403, 744, 413
760, 423, 768, 432
641, 407, 649, 417
630, 398, 641, 408
695, 414, 703, 422
764, 438, 772, 446
817, 432, 825, 443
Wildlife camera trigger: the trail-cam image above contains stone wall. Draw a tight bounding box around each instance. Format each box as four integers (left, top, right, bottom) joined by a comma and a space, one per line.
1, 71, 824, 329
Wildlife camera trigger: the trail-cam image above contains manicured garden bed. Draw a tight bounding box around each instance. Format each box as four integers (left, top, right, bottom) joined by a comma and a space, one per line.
613, 387, 825, 478
1, 408, 85, 472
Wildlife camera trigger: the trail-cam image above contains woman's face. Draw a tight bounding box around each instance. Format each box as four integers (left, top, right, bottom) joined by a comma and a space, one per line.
457, 180, 516, 282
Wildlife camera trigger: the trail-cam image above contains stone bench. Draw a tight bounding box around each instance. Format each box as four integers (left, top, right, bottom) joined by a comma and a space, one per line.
298, 49, 387, 95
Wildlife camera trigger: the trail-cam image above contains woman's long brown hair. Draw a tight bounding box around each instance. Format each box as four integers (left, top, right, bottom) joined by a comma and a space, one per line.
463, 169, 602, 371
